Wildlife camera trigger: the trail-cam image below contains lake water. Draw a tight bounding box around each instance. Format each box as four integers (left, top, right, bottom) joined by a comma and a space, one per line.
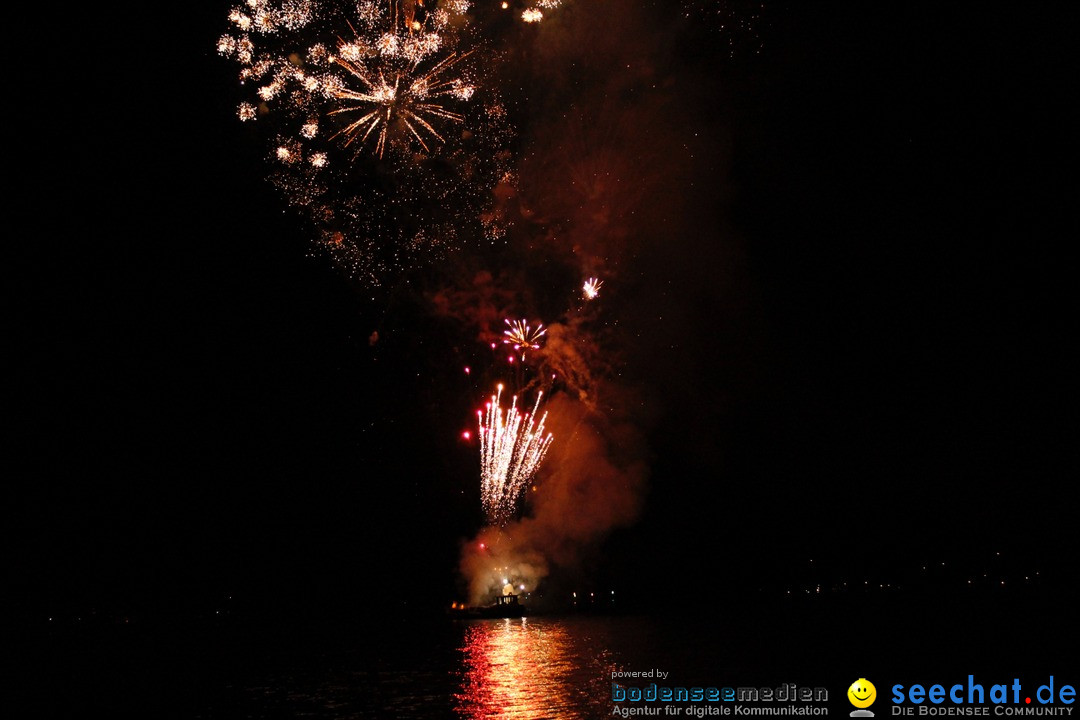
218, 616, 652, 719
26, 593, 1073, 718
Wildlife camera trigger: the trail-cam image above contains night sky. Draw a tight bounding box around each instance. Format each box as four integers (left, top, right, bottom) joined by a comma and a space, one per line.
11, 1, 1075, 632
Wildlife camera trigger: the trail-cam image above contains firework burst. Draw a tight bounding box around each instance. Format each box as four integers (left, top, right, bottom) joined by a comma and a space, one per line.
478, 385, 554, 526
503, 319, 546, 358
219, 0, 481, 164
329, 47, 475, 158
218, 0, 514, 285
520, 0, 564, 23
582, 277, 603, 300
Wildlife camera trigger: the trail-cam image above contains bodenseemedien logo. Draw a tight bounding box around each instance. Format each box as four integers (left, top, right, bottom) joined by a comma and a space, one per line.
849, 679, 878, 717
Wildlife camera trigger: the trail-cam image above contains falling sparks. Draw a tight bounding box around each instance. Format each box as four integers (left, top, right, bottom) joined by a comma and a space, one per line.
681, 0, 768, 58
521, 9, 542, 22
583, 277, 603, 300
478, 385, 554, 526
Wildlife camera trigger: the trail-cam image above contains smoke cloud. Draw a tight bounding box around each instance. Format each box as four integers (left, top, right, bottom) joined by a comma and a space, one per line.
448, 0, 729, 604
461, 388, 649, 604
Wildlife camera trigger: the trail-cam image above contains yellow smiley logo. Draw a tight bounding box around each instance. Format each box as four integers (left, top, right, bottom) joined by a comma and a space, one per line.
848, 679, 877, 708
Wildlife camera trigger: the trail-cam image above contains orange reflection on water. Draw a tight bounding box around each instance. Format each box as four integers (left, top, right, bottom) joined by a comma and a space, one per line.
455, 617, 606, 719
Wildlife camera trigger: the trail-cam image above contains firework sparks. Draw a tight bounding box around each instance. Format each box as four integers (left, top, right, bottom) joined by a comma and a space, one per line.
219, 0, 479, 162
521, 0, 564, 22
681, 0, 767, 58
218, 0, 515, 286
329, 47, 474, 158
583, 277, 603, 300
478, 385, 554, 526
503, 319, 546, 359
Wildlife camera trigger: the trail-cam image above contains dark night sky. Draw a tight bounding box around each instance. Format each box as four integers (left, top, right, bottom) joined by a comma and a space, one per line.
10, 2, 1075, 623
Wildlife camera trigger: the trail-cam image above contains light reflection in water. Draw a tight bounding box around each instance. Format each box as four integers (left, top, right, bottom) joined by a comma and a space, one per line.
455, 617, 612, 719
